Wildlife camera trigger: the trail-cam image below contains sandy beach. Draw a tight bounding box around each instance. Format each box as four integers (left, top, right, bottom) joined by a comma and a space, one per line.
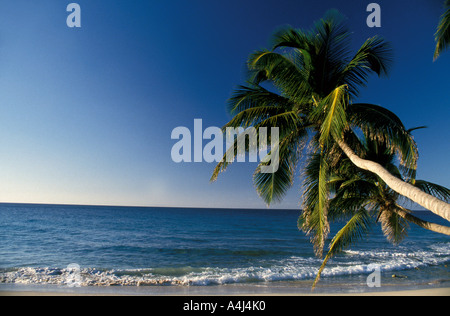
1, 288, 449, 296
1, 284, 449, 296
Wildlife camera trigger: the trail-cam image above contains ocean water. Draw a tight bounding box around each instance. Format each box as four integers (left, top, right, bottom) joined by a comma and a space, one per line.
0, 203, 449, 293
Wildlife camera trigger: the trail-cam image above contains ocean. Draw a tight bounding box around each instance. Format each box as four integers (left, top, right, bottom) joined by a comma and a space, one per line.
0, 203, 449, 294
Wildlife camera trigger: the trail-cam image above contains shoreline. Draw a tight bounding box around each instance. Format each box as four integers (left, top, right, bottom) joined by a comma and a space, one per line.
1, 283, 449, 296
1, 288, 449, 296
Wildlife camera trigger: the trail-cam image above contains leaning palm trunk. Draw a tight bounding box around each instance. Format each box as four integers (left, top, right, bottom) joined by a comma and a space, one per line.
393, 205, 450, 236
337, 140, 450, 222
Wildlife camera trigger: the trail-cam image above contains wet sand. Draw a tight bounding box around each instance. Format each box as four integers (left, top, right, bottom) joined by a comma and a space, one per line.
1, 284, 449, 296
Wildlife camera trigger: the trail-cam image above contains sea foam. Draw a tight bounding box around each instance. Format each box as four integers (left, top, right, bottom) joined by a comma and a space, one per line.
1, 242, 448, 287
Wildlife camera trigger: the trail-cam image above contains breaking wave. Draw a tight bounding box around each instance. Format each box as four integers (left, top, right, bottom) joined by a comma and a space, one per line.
1, 242, 448, 287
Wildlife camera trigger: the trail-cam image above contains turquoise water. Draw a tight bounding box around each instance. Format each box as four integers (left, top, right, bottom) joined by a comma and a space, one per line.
0, 203, 449, 291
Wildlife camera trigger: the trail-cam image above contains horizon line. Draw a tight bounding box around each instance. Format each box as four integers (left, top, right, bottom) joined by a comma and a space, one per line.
0, 201, 303, 211
0, 201, 431, 212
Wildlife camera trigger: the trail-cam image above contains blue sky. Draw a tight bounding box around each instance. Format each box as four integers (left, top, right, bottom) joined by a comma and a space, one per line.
0, 0, 448, 208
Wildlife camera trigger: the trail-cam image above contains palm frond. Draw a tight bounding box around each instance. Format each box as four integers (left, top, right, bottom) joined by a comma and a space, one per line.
434, 0, 450, 60
407, 126, 427, 134
210, 126, 266, 182
328, 168, 377, 221
413, 180, 450, 202
300, 153, 331, 257
253, 158, 294, 205
348, 103, 418, 177
314, 11, 351, 65
227, 85, 293, 115
271, 24, 311, 51
253, 127, 308, 205
310, 85, 349, 145
224, 105, 283, 129
379, 208, 409, 244
252, 111, 302, 134
247, 50, 310, 103
210, 136, 239, 182
340, 36, 393, 97
312, 209, 372, 290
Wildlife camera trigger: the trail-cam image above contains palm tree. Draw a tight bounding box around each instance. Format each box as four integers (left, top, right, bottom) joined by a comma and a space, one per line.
434, 0, 450, 60
311, 131, 450, 289
211, 11, 450, 257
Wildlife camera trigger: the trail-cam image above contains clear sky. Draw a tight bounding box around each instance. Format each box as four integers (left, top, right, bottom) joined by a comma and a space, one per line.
0, 0, 448, 209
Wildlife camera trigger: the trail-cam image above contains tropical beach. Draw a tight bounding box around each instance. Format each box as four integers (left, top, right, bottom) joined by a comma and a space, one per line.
0, 1, 449, 298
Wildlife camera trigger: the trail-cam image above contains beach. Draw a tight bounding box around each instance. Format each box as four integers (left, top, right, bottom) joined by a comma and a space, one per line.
1, 285, 449, 296
1, 278, 449, 296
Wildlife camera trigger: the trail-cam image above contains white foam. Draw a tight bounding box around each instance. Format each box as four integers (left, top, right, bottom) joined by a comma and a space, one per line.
1, 242, 448, 286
